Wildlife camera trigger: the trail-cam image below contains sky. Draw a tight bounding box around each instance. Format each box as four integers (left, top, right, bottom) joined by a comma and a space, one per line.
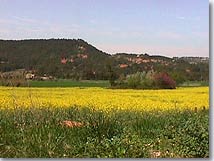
0, 0, 209, 57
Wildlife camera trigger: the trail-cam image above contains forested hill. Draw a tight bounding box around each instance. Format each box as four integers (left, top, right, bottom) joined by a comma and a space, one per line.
0, 39, 113, 79
0, 39, 209, 82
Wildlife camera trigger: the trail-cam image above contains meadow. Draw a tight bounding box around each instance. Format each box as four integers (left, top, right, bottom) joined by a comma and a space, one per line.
0, 86, 209, 158
28, 80, 110, 88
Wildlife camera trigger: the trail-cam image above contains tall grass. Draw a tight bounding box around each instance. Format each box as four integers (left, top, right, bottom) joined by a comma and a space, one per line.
0, 107, 209, 158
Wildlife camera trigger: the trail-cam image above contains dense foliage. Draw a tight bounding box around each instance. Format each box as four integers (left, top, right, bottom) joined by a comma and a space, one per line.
0, 39, 112, 80
113, 71, 176, 89
153, 72, 176, 89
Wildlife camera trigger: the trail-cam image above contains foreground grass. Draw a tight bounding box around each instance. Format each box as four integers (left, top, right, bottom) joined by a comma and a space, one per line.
0, 107, 209, 158
28, 80, 110, 88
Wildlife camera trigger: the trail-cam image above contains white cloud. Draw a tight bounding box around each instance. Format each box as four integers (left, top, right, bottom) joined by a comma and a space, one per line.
176, 16, 185, 20
176, 15, 202, 21
0, 16, 81, 39
12, 16, 38, 24
157, 32, 183, 40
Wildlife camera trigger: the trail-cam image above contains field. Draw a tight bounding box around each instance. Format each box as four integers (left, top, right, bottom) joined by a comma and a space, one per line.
0, 86, 209, 158
28, 80, 110, 88
0, 86, 209, 111
178, 81, 209, 87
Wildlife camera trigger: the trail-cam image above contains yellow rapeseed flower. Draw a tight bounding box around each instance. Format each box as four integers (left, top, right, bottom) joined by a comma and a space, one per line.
0, 87, 209, 112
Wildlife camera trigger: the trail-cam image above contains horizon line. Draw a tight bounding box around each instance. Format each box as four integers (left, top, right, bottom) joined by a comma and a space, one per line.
0, 38, 209, 58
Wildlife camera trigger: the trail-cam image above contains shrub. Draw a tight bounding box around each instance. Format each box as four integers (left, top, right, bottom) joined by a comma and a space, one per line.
154, 72, 176, 89
0, 77, 28, 87
126, 72, 146, 89
0, 70, 28, 87
113, 71, 176, 89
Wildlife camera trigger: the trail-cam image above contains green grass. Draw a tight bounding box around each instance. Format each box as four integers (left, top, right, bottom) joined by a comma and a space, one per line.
28, 80, 110, 88
178, 81, 209, 87
0, 107, 209, 158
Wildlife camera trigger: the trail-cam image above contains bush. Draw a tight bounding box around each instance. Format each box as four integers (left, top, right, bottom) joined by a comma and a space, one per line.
126, 72, 146, 89
0, 77, 28, 87
0, 70, 28, 87
113, 71, 176, 89
154, 72, 176, 89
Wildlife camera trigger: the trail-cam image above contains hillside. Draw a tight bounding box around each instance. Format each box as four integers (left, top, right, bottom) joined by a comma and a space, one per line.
0, 39, 113, 79
0, 39, 209, 82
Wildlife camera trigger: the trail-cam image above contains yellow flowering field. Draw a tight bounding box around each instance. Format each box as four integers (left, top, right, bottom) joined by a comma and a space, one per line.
0, 86, 209, 112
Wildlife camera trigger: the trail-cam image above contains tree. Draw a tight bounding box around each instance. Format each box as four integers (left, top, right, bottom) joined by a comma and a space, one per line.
126, 72, 146, 88
106, 64, 117, 86
154, 72, 176, 89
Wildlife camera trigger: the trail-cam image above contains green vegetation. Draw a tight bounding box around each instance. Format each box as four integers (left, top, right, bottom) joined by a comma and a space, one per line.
0, 107, 208, 158
112, 71, 176, 89
0, 39, 209, 83
178, 81, 209, 87
28, 80, 110, 88
27, 79, 207, 88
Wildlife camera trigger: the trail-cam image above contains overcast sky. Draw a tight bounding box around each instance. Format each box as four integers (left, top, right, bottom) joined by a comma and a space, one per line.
0, 0, 209, 57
